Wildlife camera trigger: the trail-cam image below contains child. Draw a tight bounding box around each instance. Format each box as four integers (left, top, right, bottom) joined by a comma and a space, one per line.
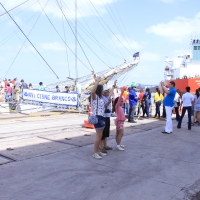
113, 88, 126, 151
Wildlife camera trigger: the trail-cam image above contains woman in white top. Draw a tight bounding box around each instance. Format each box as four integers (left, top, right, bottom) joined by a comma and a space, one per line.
91, 76, 111, 159
192, 89, 200, 125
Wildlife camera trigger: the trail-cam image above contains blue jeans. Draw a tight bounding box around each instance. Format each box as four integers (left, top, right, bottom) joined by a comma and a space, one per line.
145, 99, 151, 118
123, 104, 129, 115
128, 105, 136, 121
124, 103, 129, 115
155, 101, 161, 117
175, 102, 180, 121
177, 106, 192, 130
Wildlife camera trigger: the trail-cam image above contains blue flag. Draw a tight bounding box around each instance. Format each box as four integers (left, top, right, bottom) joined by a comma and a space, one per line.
133, 52, 139, 57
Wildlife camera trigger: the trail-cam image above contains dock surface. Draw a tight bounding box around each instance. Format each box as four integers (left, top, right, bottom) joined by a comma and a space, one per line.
0, 113, 200, 200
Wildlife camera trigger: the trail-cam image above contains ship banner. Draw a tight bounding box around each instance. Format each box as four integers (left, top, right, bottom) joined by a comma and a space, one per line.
22, 89, 78, 106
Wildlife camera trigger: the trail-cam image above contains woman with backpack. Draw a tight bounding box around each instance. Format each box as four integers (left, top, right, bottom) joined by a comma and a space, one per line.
91, 76, 111, 159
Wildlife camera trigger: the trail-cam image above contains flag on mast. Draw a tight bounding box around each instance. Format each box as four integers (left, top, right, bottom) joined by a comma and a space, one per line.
133, 52, 139, 58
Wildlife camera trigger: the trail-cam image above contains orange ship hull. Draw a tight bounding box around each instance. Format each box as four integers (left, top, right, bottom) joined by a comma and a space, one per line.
165, 78, 200, 93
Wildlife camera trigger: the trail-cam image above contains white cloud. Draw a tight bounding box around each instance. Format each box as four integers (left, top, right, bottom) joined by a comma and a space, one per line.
40, 42, 65, 51
111, 34, 142, 50
1, 0, 118, 19
142, 52, 161, 62
146, 12, 200, 42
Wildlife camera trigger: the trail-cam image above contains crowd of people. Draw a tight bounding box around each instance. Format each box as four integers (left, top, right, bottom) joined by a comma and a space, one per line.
90, 76, 200, 160
0, 78, 30, 102
0, 78, 82, 103
1, 77, 200, 159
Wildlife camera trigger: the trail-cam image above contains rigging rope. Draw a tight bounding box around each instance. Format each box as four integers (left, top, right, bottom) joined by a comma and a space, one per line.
0, 11, 39, 47
36, 1, 92, 72
0, 2, 60, 79
112, 1, 135, 51
87, 0, 133, 55
0, 0, 31, 17
85, 0, 125, 59
58, 4, 112, 69
0, 0, 37, 25
61, 14, 71, 77
4, 0, 50, 78
60, 0, 123, 60
55, 0, 94, 72
61, 0, 113, 68
101, 0, 134, 52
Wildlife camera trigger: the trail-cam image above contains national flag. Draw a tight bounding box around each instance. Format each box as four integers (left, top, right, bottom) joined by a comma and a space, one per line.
133, 52, 139, 58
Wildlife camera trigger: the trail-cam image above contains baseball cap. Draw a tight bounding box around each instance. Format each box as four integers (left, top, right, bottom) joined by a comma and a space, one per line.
131, 83, 136, 88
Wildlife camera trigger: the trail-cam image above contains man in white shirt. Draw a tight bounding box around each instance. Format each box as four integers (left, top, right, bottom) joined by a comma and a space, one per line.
75, 81, 81, 108
75, 81, 81, 96
177, 86, 194, 130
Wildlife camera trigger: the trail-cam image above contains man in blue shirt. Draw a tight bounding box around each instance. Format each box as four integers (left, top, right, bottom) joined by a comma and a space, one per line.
128, 84, 138, 123
161, 81, 176, 134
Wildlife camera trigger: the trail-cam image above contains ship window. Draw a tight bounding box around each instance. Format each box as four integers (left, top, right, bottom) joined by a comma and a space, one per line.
198, 46, 200, 50
194, 46, 197, 50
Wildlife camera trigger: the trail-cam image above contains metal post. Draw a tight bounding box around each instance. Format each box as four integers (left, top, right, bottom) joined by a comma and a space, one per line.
75, 0, 78, 79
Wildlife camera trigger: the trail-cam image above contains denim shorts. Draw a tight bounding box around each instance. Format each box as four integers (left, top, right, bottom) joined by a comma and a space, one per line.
194, 105, 200, 112
94, 116, 106, 130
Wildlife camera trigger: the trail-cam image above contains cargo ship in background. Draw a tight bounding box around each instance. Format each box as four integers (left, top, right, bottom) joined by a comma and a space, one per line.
164, 39, 200, 93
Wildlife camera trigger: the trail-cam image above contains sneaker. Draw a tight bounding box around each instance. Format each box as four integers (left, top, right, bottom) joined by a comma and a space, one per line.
93, 153, 102, 159
128, 120, 137, 123
116, 146, 124, 151
120, 145, 125, 148
100, 148, 107, 153
98, 152, 107, 157
161, 131, 170, 134
104, 146, 112, 150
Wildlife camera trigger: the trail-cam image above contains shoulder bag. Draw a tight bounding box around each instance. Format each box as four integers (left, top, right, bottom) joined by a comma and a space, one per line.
88, 97, 98, 124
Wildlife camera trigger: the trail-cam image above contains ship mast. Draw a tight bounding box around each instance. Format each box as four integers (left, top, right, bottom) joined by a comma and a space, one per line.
75, 0, 78, 80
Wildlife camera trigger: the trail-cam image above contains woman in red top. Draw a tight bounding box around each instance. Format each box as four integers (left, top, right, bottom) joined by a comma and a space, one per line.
5, 83, 12, 102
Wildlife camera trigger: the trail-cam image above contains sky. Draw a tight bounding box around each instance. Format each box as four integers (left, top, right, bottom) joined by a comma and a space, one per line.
0, 0, 200, 87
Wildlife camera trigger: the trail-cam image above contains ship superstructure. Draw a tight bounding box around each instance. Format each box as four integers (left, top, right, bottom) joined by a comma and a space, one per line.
164, 39, 200, 92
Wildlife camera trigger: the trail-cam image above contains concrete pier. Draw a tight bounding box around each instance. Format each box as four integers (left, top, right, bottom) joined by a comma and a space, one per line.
0, 113, 200, 200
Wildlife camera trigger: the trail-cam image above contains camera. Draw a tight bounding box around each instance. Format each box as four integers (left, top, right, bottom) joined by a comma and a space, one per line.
105, 108, 111, 113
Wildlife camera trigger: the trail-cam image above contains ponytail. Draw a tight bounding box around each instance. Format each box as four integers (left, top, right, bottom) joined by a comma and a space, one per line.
113, 97, 119, 113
